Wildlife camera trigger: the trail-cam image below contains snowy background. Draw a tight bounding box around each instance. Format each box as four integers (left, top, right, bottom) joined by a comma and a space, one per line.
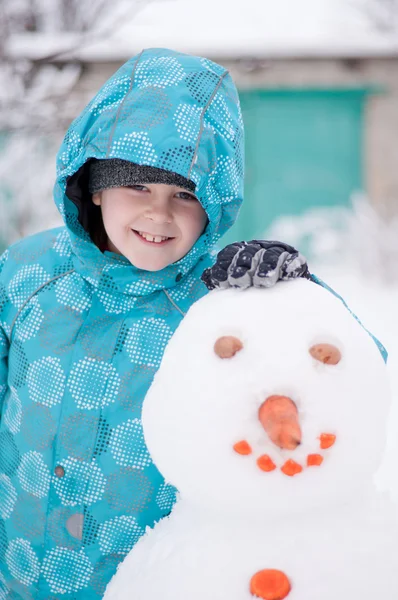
1, 0, 398, 495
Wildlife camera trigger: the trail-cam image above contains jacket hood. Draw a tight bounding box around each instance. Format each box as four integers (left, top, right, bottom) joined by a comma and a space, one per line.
54, 48, 244, 296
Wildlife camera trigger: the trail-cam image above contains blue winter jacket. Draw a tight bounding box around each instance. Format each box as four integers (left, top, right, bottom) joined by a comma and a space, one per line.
0, 48, 244, 599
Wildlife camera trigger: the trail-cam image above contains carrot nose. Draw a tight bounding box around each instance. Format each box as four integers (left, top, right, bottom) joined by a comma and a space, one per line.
258, 395, 302, 450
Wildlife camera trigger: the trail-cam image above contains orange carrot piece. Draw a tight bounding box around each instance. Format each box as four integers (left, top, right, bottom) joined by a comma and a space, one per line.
307, 453, 324, 467
250, 568, 292, 599
320, 433, 336, 450
281, 459, 303, 477
233, 440, 252, 455
257, 455, 277, 472
258, 395, 302, 450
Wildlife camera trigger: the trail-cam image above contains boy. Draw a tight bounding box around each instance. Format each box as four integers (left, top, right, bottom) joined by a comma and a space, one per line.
0, 47, 316, 599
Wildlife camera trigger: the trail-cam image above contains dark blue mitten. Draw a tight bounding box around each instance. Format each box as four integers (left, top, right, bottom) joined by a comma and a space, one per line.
201, 240, 311, 290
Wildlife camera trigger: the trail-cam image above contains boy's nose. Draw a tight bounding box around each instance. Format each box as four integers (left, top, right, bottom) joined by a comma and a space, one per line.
144, 198, 173, 224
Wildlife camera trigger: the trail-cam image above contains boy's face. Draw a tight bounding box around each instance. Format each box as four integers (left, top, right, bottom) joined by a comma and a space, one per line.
92, 184, 208, 272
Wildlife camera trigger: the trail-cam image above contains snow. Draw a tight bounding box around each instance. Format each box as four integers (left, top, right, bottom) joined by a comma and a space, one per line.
104, 278, 398, 599
0, 134, 63, 251
313, 265, 398, 500
5, 0, 398, 61
105, 497, 398, 599
143, 280, 391, 512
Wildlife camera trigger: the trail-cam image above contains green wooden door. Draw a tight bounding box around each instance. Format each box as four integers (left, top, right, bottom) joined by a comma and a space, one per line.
222, 89, 367, 244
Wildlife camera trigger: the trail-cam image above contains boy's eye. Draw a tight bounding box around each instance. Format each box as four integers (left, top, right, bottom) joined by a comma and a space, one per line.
129, 184, 148, 191
176, 191, 198, 201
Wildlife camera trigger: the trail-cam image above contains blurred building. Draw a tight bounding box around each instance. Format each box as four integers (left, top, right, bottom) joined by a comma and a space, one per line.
5, 0, 398, 244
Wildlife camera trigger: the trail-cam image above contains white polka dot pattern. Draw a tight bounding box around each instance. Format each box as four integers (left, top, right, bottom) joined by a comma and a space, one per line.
109, 131, 158, 164
53, 458, 106, 506
3, 388, 22, 435
174, 103, 202, 143
59, 130, 82, 167
68, 358, 120, 410
97, 288, 138, 314
134, 56, 185, 89
5, 539, 40, 585
53, 229, 71, 257
124, 317, 173, 367
27, 356, 66, 407
55, 272, 92, 312
98, 516, 143, 555
41, 548, 93, 593
109, 418, 152, 468
17, 452, 51, 498
0, 572, 8, 599
15, 297, 43, 342
90, 75, 131, 118
156, 482, 177, 512
8, 265, 50, 309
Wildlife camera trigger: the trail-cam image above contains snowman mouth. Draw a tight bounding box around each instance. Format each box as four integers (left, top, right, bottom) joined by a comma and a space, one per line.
233, 395, 336, 477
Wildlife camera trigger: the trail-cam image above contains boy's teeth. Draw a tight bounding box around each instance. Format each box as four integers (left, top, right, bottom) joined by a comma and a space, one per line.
138, 231, 168, 243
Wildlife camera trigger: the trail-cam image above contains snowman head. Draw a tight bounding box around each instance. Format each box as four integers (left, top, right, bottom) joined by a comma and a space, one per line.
143, 279, 390, 518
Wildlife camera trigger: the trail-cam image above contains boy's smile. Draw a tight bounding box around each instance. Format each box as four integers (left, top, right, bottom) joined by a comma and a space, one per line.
92, 183, 208, 271
134, 231, 172, 244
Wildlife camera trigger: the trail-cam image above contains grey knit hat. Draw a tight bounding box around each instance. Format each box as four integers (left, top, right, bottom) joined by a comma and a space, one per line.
88, 158, 196, 194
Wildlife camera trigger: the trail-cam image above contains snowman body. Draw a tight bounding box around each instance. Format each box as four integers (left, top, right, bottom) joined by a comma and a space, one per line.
104, 496, 398, 600
104, 279, 398, 600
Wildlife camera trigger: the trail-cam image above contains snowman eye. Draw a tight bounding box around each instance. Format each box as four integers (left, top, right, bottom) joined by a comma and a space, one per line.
214, 336, 243, 359
309, 343, 341, 365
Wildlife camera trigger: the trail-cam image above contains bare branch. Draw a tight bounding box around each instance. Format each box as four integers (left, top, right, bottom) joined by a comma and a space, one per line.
31, 0, 159, 64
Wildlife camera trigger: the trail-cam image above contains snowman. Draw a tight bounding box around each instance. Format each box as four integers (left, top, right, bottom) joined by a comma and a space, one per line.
104, 278, 398, 600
